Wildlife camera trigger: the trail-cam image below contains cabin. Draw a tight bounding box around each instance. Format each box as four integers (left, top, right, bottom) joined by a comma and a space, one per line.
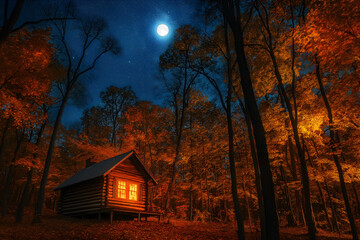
54, 150, 160, 223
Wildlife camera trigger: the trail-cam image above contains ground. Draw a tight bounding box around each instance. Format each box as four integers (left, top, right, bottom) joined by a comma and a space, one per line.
0, 209, 356, 239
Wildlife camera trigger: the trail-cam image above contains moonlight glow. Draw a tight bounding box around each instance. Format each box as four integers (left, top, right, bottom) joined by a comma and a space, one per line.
157, 24, 169, 36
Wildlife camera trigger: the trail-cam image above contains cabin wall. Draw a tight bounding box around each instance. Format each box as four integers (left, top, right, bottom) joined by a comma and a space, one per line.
58, 177, 104, 215
106, 156, 148, 211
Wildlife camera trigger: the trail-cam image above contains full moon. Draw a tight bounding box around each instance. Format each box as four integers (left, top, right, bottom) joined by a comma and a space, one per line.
157, 24, 169, 36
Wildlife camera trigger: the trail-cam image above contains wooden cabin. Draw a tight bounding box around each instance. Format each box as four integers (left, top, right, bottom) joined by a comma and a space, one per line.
54, 150, 160, 222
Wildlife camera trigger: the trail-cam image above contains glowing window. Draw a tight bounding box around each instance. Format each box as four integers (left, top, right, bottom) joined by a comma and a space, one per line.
129, 183, 138, 201
117, 181, 126, 199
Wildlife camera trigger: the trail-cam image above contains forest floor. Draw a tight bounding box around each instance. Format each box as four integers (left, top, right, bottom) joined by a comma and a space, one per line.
0, 208, 357, 240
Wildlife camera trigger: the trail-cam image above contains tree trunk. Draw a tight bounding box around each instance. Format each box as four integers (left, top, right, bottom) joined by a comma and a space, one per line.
188, 154, 194, 221
15, 167, 32, 222
303, 141, 333, 231
200, 138, 211, 218
0, 117, 11, 164
27, 184, 34, 206
324, 179, 340, 234
16, 121, 47, 223
351, 182, 360, 219
220, 15, 246, 239
270, 49, 316, 239
164, 49, 191, 214
222, 1, 280, 238
279, 165, 297, 226
1, 130, 24, 217
311, 138, 340, 234
223, 180, 227, 222
236, 95, 266, 239
242, 180, 253, 232
256, 1, 315, 233
111, 119, 117, 147
288, 137, 305, 226
226, 97, 245, 239
34, 94, 69, 223
317, 181, 333, 230
315, 56, 358, 240
189, 187, 193, 221
165, 141, 180, 214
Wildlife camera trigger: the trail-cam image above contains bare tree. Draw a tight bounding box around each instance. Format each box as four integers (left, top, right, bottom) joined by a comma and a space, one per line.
0, 0, 25, 46
33, 1, 120, 222
0, 0, 74, 47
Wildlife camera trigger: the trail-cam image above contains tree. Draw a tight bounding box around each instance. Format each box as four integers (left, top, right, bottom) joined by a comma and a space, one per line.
297, 1, 360, 238
249, 1, 317, 238
101, 86, 136, 147
0, 0, 25, 46
123, 101, 171, 168
33, 1, 120, 222
16, 109, 48, 223
191, 22, 247, 238
0, 28, 57, 163
0, 0, 75, 47
221, 1, 280, 239
81, 106, 110, 145
159, 25, 200, 214
0, 28, 56, 218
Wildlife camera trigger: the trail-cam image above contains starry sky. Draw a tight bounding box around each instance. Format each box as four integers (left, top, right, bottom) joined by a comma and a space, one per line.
51, 0, 198, 126
57, 0, 195, 126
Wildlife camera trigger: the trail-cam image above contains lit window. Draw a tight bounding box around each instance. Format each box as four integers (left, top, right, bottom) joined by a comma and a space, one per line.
129, 183, 138, 201
117, 181, 126, 199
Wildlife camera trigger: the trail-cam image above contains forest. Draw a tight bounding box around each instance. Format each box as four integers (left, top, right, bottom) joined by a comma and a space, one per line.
0, 0, 360, 239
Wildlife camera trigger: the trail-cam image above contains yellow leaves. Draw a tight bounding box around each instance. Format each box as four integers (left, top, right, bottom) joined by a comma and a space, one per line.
261, 103, 288, 142
298, 114, 325, 137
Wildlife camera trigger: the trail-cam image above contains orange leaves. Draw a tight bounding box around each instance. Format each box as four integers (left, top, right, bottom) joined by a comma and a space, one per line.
16, 156, 42, 171
123, 101, 173, 165
69, 135, 119, 164
296, 0, 360, 73
0, 28, 57, 128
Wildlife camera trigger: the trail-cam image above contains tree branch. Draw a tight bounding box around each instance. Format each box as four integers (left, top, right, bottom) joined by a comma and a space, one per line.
10, 17, 75, 33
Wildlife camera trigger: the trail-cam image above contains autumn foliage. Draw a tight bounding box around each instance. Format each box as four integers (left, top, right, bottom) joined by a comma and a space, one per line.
1, 0, 360, 240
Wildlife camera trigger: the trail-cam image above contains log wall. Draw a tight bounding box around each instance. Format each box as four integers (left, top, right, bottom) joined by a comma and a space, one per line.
106, 156, 148, 211
57, 155, 151, 216
58, 177, 104, 215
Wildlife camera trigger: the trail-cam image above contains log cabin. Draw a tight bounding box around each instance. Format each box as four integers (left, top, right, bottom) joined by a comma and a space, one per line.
54, 150, 160, 223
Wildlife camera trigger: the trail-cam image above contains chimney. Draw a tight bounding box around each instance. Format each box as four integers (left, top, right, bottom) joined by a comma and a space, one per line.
85, 158, 95, 168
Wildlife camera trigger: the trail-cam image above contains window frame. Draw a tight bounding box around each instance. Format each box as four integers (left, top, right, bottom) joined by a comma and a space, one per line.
116, 180, 127, 199
114, 178, 140, 202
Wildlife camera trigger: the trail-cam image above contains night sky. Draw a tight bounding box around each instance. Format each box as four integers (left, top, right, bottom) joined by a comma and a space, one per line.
52, 0, 198, 126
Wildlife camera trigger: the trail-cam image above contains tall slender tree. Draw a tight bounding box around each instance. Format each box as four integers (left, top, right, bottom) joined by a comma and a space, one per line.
159, 26, 199, 214
33, 1, 120, 222
221, 0, 280, 239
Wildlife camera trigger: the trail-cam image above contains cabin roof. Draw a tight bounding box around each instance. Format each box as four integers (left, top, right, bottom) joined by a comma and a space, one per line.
54, 150, 157, 190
